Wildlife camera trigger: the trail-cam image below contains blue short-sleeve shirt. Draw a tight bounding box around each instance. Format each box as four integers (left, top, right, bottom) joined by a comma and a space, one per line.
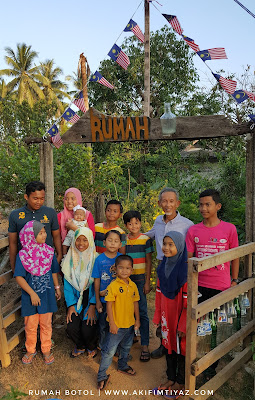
9, 205, 59, 250
92, 252, 121, 302
14, 254, 60, 317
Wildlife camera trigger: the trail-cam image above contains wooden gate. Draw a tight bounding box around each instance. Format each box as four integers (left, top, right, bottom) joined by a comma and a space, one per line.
0, 236, 24, 368
185, 243, 255, 399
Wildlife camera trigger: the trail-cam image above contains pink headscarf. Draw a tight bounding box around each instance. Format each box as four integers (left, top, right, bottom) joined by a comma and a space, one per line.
19, 221, 54, 276
59, 188, 82, 242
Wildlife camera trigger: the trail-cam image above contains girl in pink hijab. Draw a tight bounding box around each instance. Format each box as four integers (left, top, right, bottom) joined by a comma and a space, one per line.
58, 188, 95, 242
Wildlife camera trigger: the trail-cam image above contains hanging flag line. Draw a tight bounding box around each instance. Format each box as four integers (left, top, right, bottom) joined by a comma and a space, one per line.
155, 7, 255, 118
233, 0, 255, 19
45, 0, 144, 147
47, 1, 255, 148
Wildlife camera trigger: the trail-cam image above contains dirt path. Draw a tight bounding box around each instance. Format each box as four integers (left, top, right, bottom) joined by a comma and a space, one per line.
0, 293, 168, 400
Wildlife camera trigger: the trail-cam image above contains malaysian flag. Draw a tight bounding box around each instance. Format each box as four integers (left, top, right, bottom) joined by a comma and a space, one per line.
244, 90, 255, 102
162, 14, 183, 35
108, 44, 130, 70
182, 35, 200, 52
73, 91, 87, 113
232, 90, 249, 104
213, 73, 237, 94
62, 107, 80, 124
48, 124, 63, 149
197, 48, 227, 61
90, 71, 114, 89
249, 114, 255, 122
124, 19, 144, 43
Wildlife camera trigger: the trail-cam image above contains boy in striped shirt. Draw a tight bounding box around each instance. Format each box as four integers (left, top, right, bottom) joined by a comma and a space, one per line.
123, 210, 154, 362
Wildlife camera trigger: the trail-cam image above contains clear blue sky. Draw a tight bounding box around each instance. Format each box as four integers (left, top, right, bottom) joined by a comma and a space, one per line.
0, 0, 254, 92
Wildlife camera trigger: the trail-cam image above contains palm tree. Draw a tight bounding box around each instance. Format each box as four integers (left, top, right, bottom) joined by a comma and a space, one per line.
0, 43, 45, 107
0, 78, 8, 100
65, 71, 83, 95
39, 59, 70, 113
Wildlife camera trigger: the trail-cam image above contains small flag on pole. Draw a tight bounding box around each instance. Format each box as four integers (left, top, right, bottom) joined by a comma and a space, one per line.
108, 44, 130, 70
90, 71, 114, 89
182, 35, 200, 52
124, 19, 144, 43
232, 90, 249, 103
73, 91, 87, 113
197, 48, 227, 61
162, 14, 183, 35
213, 73, 237, 94
48, 124, 63, 149
62, 107, 80, 124
244, 90, 255, 102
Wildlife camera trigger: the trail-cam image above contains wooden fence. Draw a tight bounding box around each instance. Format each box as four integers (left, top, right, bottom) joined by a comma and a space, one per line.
0, 236, 24, 368
185, 242, 255, 399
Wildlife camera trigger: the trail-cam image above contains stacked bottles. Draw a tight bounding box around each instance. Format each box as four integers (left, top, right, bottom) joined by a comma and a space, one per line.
196, 293, 251, 358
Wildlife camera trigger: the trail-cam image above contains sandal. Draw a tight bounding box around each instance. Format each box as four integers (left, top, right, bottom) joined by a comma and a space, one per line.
22, 352, 37, 365
117, 366, 136, 376
87, 349, 97, 358
140, 350, 150, 362
97, 374, 110, 391
43, 353, 54, 365
152, 382, 175, 398
70, 348, 85, 358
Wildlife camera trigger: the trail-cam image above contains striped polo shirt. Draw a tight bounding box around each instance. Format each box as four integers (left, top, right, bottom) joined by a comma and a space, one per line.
126, 233, 154, 275
94, 222, 126, 253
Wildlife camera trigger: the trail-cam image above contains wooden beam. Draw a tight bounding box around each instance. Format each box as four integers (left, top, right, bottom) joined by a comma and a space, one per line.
8, 327, 25, 353
0, 270, 12, 286
190, 346, 252, 400
2, 295, 21, 315
0, 237, 8, 250
3, 305, 21, 329
191, 320, 255, 376
59, 108, 252, 143
191, 242, 255, 273
192, 278, 255, 319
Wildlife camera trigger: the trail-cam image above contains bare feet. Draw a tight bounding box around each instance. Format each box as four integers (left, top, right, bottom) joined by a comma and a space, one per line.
158, 380, 175, 390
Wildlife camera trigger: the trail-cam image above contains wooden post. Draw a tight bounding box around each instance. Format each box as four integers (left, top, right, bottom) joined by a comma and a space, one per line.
185, 258, 198, 398
0, 301, 11, 368
246, 132, 255, 244
144, 0, 150, 117
40, 142, 54, 208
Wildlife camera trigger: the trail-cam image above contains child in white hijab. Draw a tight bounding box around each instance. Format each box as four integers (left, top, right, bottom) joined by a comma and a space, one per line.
62, 227, 98, 358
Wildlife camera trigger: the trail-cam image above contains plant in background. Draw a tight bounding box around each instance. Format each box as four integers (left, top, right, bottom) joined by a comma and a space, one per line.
0, 386, 28, 400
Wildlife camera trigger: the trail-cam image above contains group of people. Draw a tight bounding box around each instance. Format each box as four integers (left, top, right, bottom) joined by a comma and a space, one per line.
8, 181, 239, 398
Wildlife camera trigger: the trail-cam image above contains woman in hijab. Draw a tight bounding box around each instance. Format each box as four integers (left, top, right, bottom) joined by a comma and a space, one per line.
62, 227, 98, 358
57, 188, 95, 242
153, 231, 188, 399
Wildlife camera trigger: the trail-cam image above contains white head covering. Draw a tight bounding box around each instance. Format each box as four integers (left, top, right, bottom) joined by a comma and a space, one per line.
61, 227, 97, 309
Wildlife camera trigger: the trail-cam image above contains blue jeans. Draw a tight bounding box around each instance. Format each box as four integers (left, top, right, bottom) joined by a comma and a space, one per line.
98, 303, 109, 349
130, 274, 149, 346
97, 326, 134, 382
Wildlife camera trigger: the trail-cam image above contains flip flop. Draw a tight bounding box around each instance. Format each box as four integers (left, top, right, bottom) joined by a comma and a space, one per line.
140, 350, 150, 362
22, 352, 37, 365
152, 384, 174, 398
70, 348, 86, 358
87, 349, 97, 358
43, 353, 55, 365
117, 366, 136, 376
97, 374, 111, 391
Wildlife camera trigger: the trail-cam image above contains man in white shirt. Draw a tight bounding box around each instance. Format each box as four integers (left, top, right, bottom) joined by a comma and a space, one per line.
146, 187, 193, 358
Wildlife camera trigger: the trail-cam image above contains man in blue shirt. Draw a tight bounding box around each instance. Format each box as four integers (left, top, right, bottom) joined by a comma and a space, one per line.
8, 181, 62, 272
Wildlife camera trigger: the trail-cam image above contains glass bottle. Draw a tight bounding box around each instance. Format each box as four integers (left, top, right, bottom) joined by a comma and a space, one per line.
160, 103, 176, 135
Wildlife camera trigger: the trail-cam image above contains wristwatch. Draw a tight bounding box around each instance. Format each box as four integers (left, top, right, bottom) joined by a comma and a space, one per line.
231, 278, 239, 284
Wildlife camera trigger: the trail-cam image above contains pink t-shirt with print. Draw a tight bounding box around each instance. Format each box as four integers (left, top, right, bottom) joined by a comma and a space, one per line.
186, 221, 239, 291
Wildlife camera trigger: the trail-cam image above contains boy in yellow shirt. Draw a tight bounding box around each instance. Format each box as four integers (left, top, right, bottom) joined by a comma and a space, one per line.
97, 255, 140, 390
